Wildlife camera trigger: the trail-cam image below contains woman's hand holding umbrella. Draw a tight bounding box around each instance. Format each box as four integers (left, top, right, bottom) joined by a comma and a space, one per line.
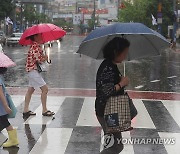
40, 54, 51, 66
42, 55, 48, 62
115, 77, 129, 91
120, 77, 129, 87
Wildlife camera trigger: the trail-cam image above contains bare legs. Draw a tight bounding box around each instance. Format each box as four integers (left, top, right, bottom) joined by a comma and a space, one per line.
24, 85, 49, 114
24, 87, 35, 113
40, 85, 48, 113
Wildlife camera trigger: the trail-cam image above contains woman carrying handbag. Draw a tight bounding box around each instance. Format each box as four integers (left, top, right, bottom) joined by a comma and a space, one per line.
24, 34, 54, 117
95, 37, 137, 154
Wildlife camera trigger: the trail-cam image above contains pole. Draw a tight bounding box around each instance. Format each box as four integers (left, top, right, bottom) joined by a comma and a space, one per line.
4, 17, 7, 35
20, 3, 23, 32
76, 0, 78, 13
157, 1, 162, 34
123, 62, 126, 76
173, 0, 177, 43
13, 0, 16, 32
117, 0, 120, 19
93, 0, 96, 29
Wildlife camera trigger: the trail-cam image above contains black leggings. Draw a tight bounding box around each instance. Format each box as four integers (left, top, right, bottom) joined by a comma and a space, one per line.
97, 116, 124, 154
0, 115, 10, 132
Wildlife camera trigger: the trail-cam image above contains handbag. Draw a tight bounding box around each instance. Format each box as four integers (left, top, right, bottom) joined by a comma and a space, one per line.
118, 73, 138, 120
36, 61, 48, 73
2, 83, 17, 118
104, 93, 132, 133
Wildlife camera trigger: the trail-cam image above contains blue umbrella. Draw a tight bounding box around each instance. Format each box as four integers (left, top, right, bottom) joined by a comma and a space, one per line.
77, 23, 170, 60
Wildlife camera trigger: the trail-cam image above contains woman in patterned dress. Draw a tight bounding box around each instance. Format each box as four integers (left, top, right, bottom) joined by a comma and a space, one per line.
23, 34, 54, 117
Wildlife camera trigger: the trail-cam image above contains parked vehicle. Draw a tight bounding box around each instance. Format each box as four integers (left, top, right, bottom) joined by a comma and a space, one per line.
6, 33, 22, 47
0, 31, 6, 45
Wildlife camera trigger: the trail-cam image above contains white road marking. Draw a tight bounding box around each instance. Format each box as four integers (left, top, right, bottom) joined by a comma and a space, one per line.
135, 85, 144, 89
167, 76, 177, 79
150, 80, 160, 83
30, 128, 73, 154
76, 97, 100, 127
131, 99, 156, 129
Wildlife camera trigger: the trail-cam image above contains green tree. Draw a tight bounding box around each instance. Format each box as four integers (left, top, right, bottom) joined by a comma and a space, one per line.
36, 13, 51, 23
53, 18, 73, 30
22, 4, 51, 25
23, 4, 36, 25
119, 0, 173, 36
0, 0, 14, 20
88, 14, 100, 31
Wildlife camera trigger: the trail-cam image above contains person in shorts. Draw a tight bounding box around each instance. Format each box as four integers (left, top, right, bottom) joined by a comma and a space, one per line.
24, 34, 54, 117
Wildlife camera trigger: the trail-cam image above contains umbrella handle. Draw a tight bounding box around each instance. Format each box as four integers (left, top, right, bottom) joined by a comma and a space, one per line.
123, 62, 126, 76
123, 62, 126, 91
47, 59, 51, 64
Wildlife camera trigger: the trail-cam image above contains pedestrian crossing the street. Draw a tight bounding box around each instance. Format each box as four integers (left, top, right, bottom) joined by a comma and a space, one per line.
0, 94, 180, 154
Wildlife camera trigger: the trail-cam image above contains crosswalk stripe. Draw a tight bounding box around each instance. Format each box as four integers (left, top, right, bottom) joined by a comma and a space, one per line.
30, 128, 73, 154
0, 133, 7, 147
162, 100, 180, 128
131, 128, 168, 154
76, 97, 100, 127
100, 130, 104, 152
1, 95, 180, 154
48, 97, 84, 128
131, 99, 156, 129
24, 96, 65, 125
121, 131, 135, 154
143, 100, 180, 133
158, 132, 180, 154
64, 126, 101, 154
11, 95, 25, 107
8, 96, 42, 128
100, 130, 134, 153
121, 131, 134, 154
1, 125, 46, 153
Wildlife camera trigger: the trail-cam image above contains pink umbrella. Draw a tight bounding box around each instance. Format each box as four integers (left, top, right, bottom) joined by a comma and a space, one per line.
19, 23, 66, 45
0, 52, 16, 68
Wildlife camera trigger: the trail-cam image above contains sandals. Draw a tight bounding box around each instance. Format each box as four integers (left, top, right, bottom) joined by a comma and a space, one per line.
42, 110, 55, 117
23, 110, 55, 117
23, 111, 36, 117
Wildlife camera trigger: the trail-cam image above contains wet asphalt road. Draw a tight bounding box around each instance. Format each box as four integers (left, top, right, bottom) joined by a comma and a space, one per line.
2, 35, 180, 92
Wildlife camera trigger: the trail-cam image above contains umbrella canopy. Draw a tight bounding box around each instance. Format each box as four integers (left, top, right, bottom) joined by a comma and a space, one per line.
0, 52, 16, 68
77, 23, 170, 60
19, 23, 66, 45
